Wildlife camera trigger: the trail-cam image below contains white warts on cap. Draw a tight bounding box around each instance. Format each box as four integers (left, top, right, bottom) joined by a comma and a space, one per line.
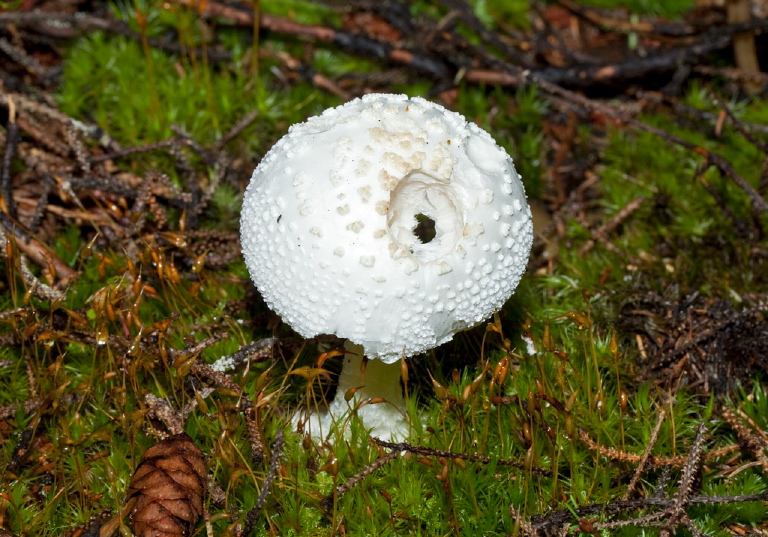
241, 94, 533, 363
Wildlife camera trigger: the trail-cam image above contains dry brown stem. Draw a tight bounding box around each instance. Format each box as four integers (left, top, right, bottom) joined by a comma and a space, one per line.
372, 438, 552, 476
579, 427, 738, 466
623, 409, 666, 500
722, 407, 768, 474
242, 430, 285, 535
321, 448, 400, 512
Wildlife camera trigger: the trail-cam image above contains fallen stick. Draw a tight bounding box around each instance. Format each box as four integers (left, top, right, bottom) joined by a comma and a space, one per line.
0, 211, 78, 283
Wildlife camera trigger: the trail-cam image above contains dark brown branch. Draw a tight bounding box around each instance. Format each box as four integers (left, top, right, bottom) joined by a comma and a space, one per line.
89, 139, 176, 164
0, 36, 48, 78
528, 492, 768, 536
579, 426, 738, 467
262, 49, 351, 100
0, 11, 232, 62
665, 423, 707, 531
1, 97, 19, 219
169, 0, 453, 83
0, 211, 78, 281
579, 197, 646, 256
527, 76, 768, 212
722, 408, 768, 473
214, 110, 260, 152
535, 36, 730, 87
0, 392, 82, 421
209, 338, 278, 373
242, 430, 284, 536
372, 438, 552, 476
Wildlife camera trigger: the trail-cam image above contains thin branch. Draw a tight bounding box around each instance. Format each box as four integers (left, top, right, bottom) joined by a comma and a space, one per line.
579, 427, 737, 466
372, 438, 552, 476
0, 211, 78, 282
321, 449, 400, 512
528, 75, 768, 212
2, 95, 19, 219
623, 409, 666, 500
210, 338, 277, 373
529, 491, 768, 535
242, 430, 284, 536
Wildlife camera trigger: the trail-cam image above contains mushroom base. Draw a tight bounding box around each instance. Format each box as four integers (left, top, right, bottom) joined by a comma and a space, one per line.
296, 342, 409, 441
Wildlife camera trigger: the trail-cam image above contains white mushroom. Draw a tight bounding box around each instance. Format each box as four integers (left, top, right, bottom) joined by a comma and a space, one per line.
240, 94, 533, 439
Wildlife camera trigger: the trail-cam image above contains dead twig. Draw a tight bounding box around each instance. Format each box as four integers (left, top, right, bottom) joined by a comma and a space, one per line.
0, 392, 82, 421
169, 0, 453, 83
528, 75, 768, 213
710, 92, 768, 153
637, 90, 768, 139
2, 95, 19, 219
529, 490, 768, 536
579, 197, 646, 256
19, 255, 66, 302
214, 110, 260, 152
90, 139, 175, 164
585, 425, 709, 535
27, 174, 54, 235
242, 430, 284, 536
245, 406, 266, 466
321, 449, 400, 512
210, 338, 277, 373
623, 409, 666, 500
694, 65, 768, 87
0, 211, 78, 282
372, 438, 552, 476
0, 37, 49, 78
261, 49, 351, 100
722, 407, 768, 474
579, 427, 738, 466
435, 0, 534, 68
661, 423, 707, 534
188, 346, 275, 465
536, 35, 731, 87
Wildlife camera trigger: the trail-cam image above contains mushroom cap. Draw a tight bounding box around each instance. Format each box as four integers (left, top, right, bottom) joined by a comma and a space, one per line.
241, 94, 533, 363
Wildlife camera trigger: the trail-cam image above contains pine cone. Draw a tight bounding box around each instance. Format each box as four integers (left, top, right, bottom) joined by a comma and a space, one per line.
128, 433, 207, 537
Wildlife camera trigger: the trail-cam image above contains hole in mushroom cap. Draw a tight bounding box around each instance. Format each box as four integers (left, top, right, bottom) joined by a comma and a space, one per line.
387, 170, 464, 263
413, 214, 436, 244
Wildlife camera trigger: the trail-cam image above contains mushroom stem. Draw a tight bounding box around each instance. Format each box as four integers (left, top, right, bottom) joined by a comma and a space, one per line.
301, 342, 409, 440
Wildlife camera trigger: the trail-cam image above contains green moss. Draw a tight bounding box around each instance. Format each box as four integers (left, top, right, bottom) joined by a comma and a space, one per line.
477, 0, 533, 29
58, 4, 341, 155
577, 0, 696, 18
261, 0, 338, 26
60, 31, 256, 147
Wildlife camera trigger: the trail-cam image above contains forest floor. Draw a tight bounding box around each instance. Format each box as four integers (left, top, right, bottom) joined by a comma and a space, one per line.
2, 1, 768, 536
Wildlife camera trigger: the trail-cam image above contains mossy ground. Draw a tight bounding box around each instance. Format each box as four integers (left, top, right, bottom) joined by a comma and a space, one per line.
2, 1, 768, 536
